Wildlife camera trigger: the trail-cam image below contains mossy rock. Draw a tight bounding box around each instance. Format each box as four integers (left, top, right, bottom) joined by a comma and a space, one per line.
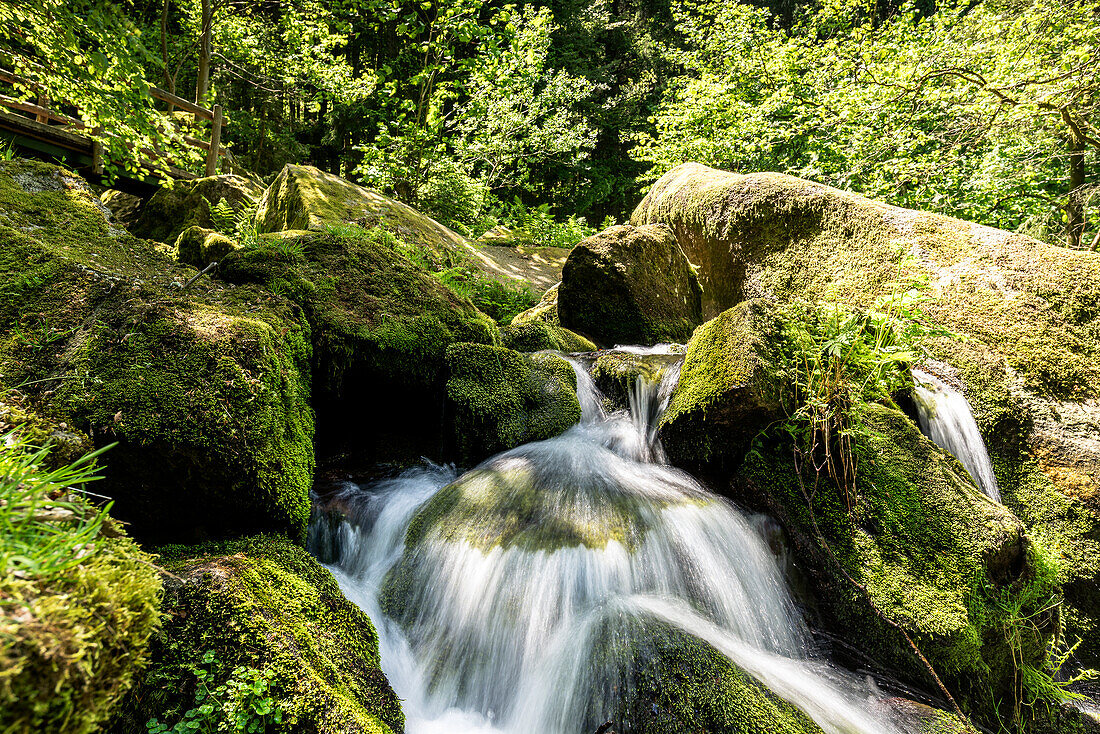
124, 174, 263, 245
174, 225, 238, 268
579, 614, 825, 734
0, 159, 315, 543
738, 403, 1052, 719
512, 281, 561, 325
633, 162, 1100, 664
499, 320, 596, 353
109, 535, 402, 734
255, 164, 468, 256
1, 469, 162, 734
658, 300, 787, 475
444, 343, 581, 464
217, 228, 499, 459
558, 224, 702, 346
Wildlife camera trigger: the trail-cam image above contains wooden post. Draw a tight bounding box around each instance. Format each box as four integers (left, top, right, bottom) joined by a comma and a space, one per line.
204, 103, 222, 176
91, 137, 104, 176
35, 93, 49, 124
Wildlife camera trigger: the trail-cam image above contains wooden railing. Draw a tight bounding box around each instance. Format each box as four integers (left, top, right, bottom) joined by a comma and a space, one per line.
0, 68, 225, 177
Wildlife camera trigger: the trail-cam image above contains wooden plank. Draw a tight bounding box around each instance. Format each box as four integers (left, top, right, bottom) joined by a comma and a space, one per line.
183, 134, 227, 156
0, 95, 83, 126
204, 104, 223, 176
0, 109, 93, 154
149, 86, 213, 120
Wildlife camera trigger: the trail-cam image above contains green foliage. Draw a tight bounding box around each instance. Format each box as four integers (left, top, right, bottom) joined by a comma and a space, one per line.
496, 197, 596, 248
637, 0, 1100, 248
207, 197, 237, 237
0, 431, 113, 580
772, 279, 950, 498
0, 431, 162, 734
145, 651, 284, 734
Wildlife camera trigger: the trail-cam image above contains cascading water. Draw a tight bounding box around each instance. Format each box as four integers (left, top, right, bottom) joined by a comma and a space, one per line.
911, 369, 1001, 502
316, 355, 919, 734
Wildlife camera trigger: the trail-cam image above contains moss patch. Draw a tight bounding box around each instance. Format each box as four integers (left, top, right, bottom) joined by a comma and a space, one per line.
738, 404, 1054, 719
175, 225, 237, 268
558, 224, 703, 346
444, 343, 581, 464
0, 159, 315, 543
658, 300, 786, 475
125, 174, 263, 245
499, 320, 596, 353
109, 535, 402, 734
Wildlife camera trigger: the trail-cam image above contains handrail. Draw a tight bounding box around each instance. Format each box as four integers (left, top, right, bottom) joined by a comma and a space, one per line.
0, 67, 226, 176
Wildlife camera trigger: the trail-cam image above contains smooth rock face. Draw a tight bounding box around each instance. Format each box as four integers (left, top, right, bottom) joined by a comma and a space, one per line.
558, 224, 702, 345
0, 160, 314, 543
634, 162, 1100, 663
123, 173, 264, 245
110, 536, 403, 734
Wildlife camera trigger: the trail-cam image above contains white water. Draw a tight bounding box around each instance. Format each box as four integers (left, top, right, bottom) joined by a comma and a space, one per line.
318, 360, 916, 734
911, 369, 1001, 502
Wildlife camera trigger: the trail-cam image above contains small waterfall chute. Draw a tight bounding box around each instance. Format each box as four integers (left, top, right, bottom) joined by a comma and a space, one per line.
911, 369, 1001, 502
316, 351, 919, 734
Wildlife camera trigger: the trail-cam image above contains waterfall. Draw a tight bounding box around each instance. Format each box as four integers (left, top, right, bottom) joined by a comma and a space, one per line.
911, 369, 1001, 502
316, 354, 916, 734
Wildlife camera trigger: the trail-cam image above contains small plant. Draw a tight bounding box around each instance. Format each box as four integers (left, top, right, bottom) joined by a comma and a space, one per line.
0, 137, 16, 161
145, 651, 284, 734
207, 196, 237, 236
0, 431, 114, 581
500, 197, 596, 248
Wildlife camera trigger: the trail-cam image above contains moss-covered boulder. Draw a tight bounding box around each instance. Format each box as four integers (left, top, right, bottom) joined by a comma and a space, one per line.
633, 162, 1100, 664
0, 159, 315, 543
579, 615, 826, 734
658, 300, 786, 475
738, 404, 1051, 717
1, 437, 162, 734
217, 227, 498, 459
512, 281, 562, 325
558, 224, 702, 346
174, 225, 238, 268
255, 164, 467, 254
109, 535, 403, 734
499, 320, 596, 353
124, 174, 263, 245
444, 343, 581, 464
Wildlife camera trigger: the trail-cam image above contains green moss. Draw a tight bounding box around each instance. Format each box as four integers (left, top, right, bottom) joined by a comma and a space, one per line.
110, 535, 402, 734
499, 320, 597, 353
590, 350, 682, 410
127, 174, 263, 245
582, 615, 824, 734
558, 224, 703, 346
658, 300, 786, 474
444, 343, 581, 464
175, 225, 237, 268
0, 159, 315, 543
2, 508, 161, 734
512, 282, 561, 325
739, 404, 1054, 719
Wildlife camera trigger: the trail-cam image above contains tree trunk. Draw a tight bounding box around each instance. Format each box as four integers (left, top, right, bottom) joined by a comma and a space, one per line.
161, 0, 174, 98
1067, 137, 1086, 249
196, 0, 212, 105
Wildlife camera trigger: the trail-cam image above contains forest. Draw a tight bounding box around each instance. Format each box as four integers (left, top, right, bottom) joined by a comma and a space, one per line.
3, 0, 1099, 247
2, 2, 1100, 734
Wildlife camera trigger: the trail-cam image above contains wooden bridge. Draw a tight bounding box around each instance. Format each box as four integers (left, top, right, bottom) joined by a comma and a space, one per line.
0, 68, 225, 190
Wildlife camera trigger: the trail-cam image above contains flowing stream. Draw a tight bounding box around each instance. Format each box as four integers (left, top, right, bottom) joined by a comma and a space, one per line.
911, 369, 1001, 502
315, 356, 917, 734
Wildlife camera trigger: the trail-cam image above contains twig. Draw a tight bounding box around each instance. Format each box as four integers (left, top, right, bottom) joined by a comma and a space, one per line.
181, 261, 217, 290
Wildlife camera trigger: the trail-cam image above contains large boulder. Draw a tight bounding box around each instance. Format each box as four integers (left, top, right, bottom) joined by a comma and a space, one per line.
443, 343, 581, 464
658, 300, 785, 475
499, 320, 596, 353
0, 437, 161, 734
634, 162, 1100, 664
119, 174, 264, 245
0, 160, 314, 543
558, 224, 702, 345
255, 164, 470, 256
109, 536, 403, 734
216, 228, 498, 460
